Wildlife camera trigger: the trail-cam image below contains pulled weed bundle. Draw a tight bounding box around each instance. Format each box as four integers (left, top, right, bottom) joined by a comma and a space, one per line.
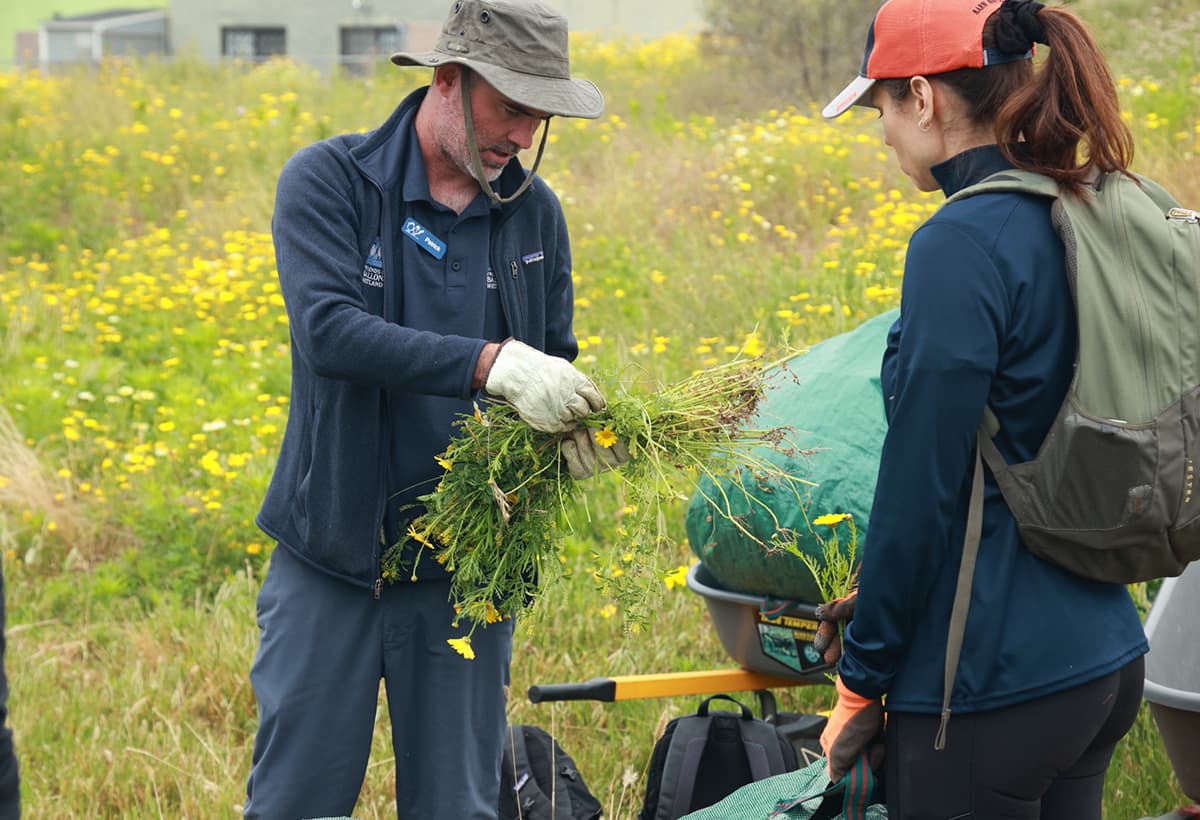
380, 359, 809, 652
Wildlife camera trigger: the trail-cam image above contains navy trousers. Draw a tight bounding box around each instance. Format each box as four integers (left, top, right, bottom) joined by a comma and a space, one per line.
244, 546, 513, 819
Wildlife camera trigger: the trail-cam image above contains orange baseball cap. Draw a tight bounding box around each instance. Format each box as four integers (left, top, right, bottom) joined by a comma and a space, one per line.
822, 0, 1033, 118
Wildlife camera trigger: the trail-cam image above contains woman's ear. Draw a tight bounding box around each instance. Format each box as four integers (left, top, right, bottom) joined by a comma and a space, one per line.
909, 76, 936, 125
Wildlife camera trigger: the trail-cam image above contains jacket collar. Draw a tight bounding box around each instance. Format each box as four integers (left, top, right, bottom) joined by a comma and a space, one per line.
350, 85, 532, 212
931, 144, 1015, 198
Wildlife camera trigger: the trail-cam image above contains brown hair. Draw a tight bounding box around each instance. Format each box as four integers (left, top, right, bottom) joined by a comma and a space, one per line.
881, 6, 1133, 194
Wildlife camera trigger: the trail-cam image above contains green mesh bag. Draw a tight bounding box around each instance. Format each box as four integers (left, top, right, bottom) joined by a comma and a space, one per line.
680, 755, 887, 819
685, 309, 895, 602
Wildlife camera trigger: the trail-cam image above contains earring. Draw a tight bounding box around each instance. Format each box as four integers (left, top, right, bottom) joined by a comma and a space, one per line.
918, 118, 931, 132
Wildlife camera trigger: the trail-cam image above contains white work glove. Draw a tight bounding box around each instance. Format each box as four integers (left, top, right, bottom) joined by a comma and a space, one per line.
484, 340, 606, 433
560, 427, 632, 480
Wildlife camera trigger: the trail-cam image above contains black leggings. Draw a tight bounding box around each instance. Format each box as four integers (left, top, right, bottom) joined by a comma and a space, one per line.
884, 655, 1144, 820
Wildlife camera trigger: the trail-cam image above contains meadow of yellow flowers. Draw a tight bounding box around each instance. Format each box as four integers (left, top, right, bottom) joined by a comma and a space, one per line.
0, 24, 1196, 815
0, 39, 931, 604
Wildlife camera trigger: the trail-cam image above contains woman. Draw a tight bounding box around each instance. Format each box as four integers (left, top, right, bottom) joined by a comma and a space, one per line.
817, 0, 1149, 817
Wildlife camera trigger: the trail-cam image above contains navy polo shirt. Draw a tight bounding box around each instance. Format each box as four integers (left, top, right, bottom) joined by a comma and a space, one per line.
383, 123, 508, 573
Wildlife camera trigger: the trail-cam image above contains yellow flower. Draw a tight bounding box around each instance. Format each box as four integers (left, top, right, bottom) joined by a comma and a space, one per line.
741, 333, 765, 357
594, 427, 618, 449
448, 637, 475, 660
813, 512, 851, 527
407, 524, 433, 547
434, 454, 453, 471
663, 564, 690, 590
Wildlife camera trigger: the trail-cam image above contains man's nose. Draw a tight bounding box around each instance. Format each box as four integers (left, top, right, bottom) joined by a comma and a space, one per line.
510, 117, 541, 150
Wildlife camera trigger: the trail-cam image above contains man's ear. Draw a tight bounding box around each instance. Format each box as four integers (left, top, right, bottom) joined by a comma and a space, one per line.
432, 63, 462, 95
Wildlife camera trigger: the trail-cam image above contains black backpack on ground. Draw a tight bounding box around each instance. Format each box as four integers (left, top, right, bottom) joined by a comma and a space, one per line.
638, 693, 799, 820
500, 723, 603, 820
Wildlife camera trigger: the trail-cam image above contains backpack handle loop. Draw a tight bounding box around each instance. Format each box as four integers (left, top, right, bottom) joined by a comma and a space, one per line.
697, 693, 753, 720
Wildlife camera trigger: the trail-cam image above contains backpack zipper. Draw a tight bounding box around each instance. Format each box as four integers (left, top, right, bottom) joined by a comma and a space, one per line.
1168, 207, 1199, 223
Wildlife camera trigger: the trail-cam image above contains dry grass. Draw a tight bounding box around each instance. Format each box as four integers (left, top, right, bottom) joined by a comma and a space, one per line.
0, 405, 135, 573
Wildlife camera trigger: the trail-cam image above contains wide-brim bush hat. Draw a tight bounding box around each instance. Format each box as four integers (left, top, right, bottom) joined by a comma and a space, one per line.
391, 0, 604, 119
822, 0, 1038, 118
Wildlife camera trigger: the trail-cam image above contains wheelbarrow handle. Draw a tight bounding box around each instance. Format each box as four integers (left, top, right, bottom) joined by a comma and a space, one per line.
528, 677, 618, 703
528, 668, 818, 703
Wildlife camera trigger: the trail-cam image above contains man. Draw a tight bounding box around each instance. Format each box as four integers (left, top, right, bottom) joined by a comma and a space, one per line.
245, 1, 620, 817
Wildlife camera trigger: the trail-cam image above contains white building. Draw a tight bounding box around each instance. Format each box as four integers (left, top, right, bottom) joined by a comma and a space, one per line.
35, 9, 169, 69
165, 0, 701, 73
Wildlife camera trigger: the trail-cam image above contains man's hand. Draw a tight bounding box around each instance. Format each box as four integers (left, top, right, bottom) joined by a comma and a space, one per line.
560, 427, 631, 480
483, 340, 605, 433
820, 676, 884, 781
813, 589, 857, 666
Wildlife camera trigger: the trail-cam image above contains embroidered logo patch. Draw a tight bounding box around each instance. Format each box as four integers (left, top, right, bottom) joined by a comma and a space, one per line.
361, 237, 384, 288
401, 218, 447, 260
485, 268, 498, 290
521, 250, 545, 265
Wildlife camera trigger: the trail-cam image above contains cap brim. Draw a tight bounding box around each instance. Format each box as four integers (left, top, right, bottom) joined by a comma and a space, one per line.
391, 51, 604, 120
822, 75, 876, 119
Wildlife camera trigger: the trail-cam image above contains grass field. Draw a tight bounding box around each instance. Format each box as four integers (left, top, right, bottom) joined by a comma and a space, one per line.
1, 2, 1198, 817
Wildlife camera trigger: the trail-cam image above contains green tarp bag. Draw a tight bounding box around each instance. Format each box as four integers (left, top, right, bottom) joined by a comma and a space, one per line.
685, 310, 895, 603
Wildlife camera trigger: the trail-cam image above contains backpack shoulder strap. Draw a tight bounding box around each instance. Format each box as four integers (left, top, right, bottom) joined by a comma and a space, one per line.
654, 713, 712, 820
504, 725, 554, 819
735, 714, 793, 779
935, 430, 989, 751
943, 168, 1060, 206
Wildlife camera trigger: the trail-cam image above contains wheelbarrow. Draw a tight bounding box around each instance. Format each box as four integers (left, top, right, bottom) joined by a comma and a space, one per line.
529, 561, 1200, 819
528, 561, 833, 755
1137, 562, 1200, 820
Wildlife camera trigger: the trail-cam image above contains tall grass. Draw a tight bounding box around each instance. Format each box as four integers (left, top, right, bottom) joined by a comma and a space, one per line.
1, 5, 1198, 816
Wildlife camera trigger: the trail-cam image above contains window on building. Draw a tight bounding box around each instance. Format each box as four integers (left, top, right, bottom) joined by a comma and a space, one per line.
221, 27, 286, 61
339, 25, 405, 73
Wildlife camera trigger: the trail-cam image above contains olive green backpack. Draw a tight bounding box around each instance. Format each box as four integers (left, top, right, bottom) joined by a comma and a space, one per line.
934, 169, 1200, 748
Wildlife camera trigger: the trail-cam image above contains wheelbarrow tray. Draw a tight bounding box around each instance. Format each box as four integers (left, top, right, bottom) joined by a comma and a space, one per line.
686, 561, 833, 683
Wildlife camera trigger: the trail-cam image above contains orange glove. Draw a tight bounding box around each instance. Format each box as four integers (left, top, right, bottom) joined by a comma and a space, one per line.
820, 676, 884, 781
813, 589, 857, 665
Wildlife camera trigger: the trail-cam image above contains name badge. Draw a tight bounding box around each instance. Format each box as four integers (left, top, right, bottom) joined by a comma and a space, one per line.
401, 218, 447, 260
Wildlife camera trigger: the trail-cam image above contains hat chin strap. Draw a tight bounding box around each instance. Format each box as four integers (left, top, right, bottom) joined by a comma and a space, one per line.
460, 70, 549, 205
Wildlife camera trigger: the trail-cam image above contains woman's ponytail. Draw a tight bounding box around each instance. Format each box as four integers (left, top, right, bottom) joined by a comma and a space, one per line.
996, 7, 1134, 192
